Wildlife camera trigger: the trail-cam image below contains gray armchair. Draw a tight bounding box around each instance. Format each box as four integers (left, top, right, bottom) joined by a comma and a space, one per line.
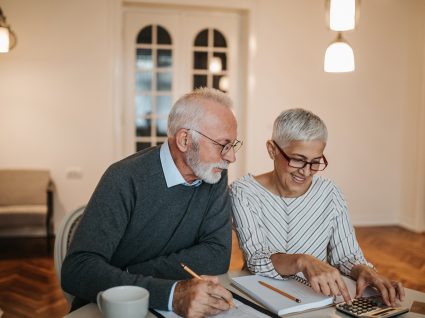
0, 169, 54, 238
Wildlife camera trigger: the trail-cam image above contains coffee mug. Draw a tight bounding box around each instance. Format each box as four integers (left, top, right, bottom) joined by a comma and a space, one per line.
97, 285, 149, 318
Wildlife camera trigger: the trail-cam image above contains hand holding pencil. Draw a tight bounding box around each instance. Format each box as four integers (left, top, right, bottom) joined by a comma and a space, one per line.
172, 263, 235, 317
181, 263, 236, 309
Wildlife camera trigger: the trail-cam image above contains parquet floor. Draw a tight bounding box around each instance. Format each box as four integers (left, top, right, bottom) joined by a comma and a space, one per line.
0, 226, 423, 318
355, 226, 425, 292
0, 238, 69, 318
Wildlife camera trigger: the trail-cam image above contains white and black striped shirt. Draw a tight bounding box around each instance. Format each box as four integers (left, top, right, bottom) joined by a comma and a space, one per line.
230, 174, 368, 278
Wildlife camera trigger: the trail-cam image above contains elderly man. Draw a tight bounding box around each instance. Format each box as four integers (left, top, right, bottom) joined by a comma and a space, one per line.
62, 88, 242, 317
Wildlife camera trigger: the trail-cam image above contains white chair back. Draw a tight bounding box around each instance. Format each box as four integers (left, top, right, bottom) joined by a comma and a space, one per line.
54, 205, 85, 305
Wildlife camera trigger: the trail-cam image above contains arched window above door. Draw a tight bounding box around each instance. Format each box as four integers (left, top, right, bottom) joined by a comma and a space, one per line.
192, 28, 229, 93
134, 25, 173, 151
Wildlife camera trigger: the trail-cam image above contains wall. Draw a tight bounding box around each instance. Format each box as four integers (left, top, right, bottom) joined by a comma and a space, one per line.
0, 0, 424, 232
0, 0, 117, 230
399, 0, 425, 231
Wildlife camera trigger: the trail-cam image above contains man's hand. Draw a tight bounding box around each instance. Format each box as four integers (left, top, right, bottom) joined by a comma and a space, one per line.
351, 265, 405, 306
172, 276, 234, 318
300, 255, 352, 303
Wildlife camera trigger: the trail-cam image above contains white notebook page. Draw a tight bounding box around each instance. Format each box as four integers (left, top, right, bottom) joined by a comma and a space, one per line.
154, 299, 270, 318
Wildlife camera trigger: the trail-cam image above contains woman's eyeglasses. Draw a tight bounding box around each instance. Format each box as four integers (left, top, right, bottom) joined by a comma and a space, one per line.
273, 141, 328, 171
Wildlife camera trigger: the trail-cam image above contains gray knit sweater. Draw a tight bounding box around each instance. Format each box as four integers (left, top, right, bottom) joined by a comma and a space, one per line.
61, 146, 232, 311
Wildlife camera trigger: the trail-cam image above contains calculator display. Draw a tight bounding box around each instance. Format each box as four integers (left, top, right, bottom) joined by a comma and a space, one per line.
336, 296, 409, 318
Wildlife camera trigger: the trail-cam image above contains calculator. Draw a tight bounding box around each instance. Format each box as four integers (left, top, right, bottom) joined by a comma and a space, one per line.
336, 296, 409, 318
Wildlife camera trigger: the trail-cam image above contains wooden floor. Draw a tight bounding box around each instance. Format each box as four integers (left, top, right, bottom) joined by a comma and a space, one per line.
0, 226, 424, 318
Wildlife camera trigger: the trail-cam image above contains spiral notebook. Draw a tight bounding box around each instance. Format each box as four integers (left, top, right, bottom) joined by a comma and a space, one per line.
231, 274, 334, 316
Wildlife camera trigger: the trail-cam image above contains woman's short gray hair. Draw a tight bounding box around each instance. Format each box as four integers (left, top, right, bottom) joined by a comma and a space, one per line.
167, 87, 233, 136
272, 108, 328, 147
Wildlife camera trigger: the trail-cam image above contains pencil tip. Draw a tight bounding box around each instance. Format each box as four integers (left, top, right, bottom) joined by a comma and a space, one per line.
180, 262, 186, 268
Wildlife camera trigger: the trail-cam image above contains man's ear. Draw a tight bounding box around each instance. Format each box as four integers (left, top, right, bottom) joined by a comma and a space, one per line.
176, 128, 189, 152
266, 140, 275, 160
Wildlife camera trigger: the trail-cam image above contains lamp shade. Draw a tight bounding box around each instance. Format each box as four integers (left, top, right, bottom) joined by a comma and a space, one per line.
0, 6, 17, 53
329, 0, 356, 31
218, 76, 229, 91
209, 57, 222, 73
0, 26, 9, 52
324, 33, 355, 72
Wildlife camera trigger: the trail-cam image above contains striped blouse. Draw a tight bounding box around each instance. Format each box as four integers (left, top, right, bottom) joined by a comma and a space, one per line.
230, 174, 369, 278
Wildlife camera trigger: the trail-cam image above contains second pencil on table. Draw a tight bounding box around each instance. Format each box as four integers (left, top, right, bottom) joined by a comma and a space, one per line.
259, 281, 301, 303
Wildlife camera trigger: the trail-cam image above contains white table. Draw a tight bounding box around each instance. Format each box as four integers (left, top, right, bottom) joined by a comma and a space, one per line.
65, 271, 425, 317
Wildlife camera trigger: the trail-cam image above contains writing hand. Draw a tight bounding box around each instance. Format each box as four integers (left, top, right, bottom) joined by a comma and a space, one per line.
172, 275, 233, 318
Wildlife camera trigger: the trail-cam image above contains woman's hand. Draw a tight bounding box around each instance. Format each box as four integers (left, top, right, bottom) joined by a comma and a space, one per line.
351, 265, 405, 306
298, 255, 352, 303
271, 253, 351, 303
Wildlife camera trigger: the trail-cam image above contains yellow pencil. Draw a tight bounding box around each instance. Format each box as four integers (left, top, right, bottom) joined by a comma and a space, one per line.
180, 263, 236, 308
259, 281, 301, 303
181, 263, 202, 280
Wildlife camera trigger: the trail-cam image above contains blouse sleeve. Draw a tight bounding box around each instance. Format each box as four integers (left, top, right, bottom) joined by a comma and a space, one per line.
230, 182, 282, 278
328, 185, 371, 275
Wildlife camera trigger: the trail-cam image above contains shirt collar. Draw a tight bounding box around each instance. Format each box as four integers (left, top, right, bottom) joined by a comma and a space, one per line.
160, 141, 202, 188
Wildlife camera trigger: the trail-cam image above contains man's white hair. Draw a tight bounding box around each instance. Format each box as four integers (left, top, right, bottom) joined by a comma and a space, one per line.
167, 87, 233, 137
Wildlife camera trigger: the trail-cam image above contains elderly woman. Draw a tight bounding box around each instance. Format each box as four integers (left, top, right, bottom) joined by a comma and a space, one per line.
230, 108, 404, 306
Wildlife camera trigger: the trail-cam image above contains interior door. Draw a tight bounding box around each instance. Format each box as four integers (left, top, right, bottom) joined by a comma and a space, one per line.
123, 5, 244, 181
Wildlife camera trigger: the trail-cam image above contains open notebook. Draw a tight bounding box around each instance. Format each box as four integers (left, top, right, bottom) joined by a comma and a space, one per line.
152, 298, 272, 318
231, 274, 334, 316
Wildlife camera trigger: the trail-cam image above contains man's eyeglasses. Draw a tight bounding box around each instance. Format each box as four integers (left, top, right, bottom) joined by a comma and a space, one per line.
273, 141, 328, 171
189, 129, 243, 156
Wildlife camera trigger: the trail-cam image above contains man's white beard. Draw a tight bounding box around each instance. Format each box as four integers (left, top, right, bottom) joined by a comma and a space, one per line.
186, 142, 229, 184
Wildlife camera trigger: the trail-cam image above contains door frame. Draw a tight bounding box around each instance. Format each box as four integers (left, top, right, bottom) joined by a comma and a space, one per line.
110, 0, 258, 181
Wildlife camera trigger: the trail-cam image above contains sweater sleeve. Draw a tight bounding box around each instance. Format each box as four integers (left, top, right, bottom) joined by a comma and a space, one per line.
230, 181, 281, 278
126, 172, 232, 279
327, 185, 370, 275
61, 165, 175, 310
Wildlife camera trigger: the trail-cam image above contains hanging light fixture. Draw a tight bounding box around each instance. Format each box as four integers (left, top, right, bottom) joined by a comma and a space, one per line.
327, 0, 358, 31
0, 6, 17, 53
209, 57, 222, 74
324, 33, 355, 73
218, 76, 229, 91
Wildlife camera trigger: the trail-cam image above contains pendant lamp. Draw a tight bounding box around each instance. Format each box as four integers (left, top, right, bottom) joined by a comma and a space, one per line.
209, 57, 222, 74
324, 33, 355, 73
0, 6, 17, 53
327, 0, 358, 31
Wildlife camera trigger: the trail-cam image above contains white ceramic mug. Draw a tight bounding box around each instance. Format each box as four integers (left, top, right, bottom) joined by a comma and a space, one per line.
97, 286, 149, 318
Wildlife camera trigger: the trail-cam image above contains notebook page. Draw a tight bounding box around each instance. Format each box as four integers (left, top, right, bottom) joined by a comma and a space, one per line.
153, 299, 270, 318
231, 274, 333, 315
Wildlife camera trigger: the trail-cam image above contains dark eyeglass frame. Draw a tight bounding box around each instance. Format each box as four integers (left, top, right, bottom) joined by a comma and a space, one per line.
187, 129, 243, 156
272, 140, 328, 171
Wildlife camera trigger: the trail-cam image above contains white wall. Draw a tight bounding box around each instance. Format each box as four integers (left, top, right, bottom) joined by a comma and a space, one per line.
398, 0, 425, 232
0, 0, 118, 229
0, 0, 424, 232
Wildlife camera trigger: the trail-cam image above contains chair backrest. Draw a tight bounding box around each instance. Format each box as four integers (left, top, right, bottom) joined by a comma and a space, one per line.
54, 205, 85, 305
0, 169, 51, 206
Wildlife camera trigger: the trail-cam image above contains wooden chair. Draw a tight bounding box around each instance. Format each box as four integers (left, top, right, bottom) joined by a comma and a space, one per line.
54, 205, 85, 305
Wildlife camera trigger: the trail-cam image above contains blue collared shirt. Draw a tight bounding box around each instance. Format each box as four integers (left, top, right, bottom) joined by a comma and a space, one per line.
160, 140, 202, 188
160, 140, 201, 310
